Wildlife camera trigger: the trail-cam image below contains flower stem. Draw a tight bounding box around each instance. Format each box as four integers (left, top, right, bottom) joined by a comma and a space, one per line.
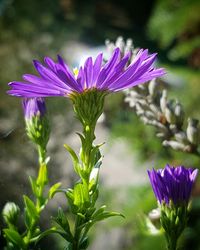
72, 216, 83, 250
38, 145, 46, 165
166, 235, 178, 250
24, 146, 49, 248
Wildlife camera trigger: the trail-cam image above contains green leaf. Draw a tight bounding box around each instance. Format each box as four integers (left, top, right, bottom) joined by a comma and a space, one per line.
65, 189, 78, 213
37, 163, 48, 186
34, 227, 57, 243
74, 183, 90, 211
76, 132, 85, 146
29, 176, 39, 197
3, 229, 25, 249
23, 196, 39, 222
64, 144, 79, 165
91, 205, 106, 218
64, 144, 82, 176
48, 182, 62, 199
36, 226, 73, 243
93, 211, 124, 222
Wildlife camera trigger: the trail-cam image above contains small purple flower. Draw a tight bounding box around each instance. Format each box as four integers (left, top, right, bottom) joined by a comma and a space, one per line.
22, 98, 46, 119
7, 48, 165, 98
148, 164, 198, 205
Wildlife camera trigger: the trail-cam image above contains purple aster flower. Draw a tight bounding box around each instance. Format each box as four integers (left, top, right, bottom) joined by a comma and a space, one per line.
148, 164, 198, 205
7, 48, 165, 98
22, 98, 46, 119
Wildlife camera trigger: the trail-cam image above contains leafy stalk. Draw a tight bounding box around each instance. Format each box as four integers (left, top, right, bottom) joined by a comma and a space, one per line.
50, 90, 123, 250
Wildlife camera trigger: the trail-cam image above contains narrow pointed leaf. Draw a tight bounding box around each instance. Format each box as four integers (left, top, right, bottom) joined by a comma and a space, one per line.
48, 182, 62, 199
4, 229, 25, 249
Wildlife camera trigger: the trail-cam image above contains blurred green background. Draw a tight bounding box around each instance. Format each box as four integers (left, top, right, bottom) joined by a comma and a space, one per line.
0, 0, 200, 249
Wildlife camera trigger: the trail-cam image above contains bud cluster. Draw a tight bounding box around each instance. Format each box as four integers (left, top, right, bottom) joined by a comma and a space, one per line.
105, 37, 200, 156
125, 80, 200, 155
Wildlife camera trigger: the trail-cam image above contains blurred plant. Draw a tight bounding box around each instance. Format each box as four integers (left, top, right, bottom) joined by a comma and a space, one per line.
147, 0, 200, 68
125, 82, 200, 157
148, 165, 198, 250
106, 37, 200, 157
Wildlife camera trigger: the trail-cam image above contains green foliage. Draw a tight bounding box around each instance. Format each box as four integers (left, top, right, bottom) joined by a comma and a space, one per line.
168, 36, 200, 61
23, 195, 39, 225
147, 0, 200, 62
3, 229, 26, 249
48, 182, 62, 199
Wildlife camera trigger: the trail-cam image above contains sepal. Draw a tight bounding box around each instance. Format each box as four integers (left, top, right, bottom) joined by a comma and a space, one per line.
160, 202, 188, 245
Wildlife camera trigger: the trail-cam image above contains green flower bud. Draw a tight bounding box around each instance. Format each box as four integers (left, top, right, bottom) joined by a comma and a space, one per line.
2, 202, 20, 226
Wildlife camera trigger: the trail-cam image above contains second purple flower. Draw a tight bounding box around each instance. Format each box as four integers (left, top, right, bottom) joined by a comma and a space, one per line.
148, 164, 198, 205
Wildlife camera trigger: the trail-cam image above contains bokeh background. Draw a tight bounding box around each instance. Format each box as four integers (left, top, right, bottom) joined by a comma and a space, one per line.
0, 0, 200, 249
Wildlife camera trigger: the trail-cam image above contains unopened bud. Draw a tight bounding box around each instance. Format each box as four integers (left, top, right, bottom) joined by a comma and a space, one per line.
174, 101, 184, 127
124, 38, 133, 55
160, 90, 167, 113
175, 132, 188, 144
148, 79, 158, 97
163, 140, 187, 151
149, 208, 161, 223
2, 202, 20, 226
186, 118, 200, 145
156, 132, 166, 138
165, 102, 176, 124
105, 39, 115, 56
115, 36, 125, 54
124, 96, 137, 108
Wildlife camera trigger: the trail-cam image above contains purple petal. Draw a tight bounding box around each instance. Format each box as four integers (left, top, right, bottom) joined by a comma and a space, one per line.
84, 57, 93, 89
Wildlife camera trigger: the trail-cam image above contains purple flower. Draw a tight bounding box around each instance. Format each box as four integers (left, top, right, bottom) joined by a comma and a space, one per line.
7, 48, 165, 98
148, 165, 198, 205
22, 98, 46, 119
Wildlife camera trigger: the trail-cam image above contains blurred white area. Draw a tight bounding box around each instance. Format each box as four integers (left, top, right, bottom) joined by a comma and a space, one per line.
61, 40, 106, 67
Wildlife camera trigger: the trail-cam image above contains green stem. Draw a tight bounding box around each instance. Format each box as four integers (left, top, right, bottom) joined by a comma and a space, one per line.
82, 123, 95, 169
166, 234, 178, 250
70, 123, 97, 250
24, 146, 48, 248
72, 216, 83, 250
38, 145, 46, 165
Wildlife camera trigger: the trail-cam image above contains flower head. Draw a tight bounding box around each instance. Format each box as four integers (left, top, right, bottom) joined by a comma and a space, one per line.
148, 164, 198, 205
23, 98, 46, 119
7, 48, 165, 98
